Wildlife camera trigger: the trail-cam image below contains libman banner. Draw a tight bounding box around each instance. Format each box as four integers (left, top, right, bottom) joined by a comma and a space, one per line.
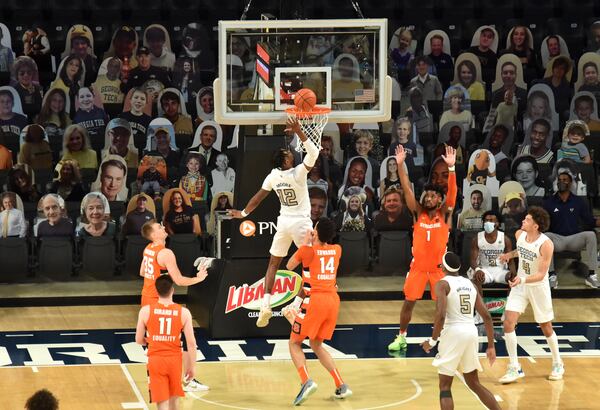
484, 297, 507, 315
225, 270, 302, 314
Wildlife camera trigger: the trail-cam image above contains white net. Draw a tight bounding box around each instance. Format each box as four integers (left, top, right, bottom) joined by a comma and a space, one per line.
285, 107, 330, 153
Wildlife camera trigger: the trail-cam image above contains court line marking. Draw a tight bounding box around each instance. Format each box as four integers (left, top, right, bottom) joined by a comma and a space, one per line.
589, 325, 600, 328
120, 364, 149, 410
5, 334, 34, 337
455, 372, 490, 408
527, 356, 537, 363
31, 366, 38, 373
335, 327, 354, 331
59, 332, 89, 336
494, 394, 503, 402
357, 379, 422, 410
115, 331, 137, 335
378, 326, 399, 330
187, 379, 422, 410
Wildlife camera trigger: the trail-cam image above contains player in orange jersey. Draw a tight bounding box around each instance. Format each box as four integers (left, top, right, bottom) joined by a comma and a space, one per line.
140, 220, 208, 307
140, 220, 209, 393
387, 144, 457, 352
136, 275, 197, 410
285, 217, 352, 406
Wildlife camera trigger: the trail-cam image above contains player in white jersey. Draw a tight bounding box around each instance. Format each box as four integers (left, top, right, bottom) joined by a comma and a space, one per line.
229, 117, 319, 327
498, 206, 564, 383
468, 210, 516, 322
422, 252, 501, 410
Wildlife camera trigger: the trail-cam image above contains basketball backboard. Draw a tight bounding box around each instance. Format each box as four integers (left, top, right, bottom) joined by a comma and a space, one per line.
215, 19, 392, 125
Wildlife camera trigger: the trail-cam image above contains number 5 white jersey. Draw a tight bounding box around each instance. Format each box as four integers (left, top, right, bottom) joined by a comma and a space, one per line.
442, 275, 477, 327
261, 164, 310, 218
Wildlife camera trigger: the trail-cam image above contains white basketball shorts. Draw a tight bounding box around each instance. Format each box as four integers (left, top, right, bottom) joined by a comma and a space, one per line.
269, 215, 313, 257
432, 324, 482, 376
505, 280, 554, 323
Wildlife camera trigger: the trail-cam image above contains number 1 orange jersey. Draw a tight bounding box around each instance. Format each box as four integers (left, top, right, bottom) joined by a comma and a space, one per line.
294, 244, 341, 293
411, 211, 450, 272
141, 243, 168, 304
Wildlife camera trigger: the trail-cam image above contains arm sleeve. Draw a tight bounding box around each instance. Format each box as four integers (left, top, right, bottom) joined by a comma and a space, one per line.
445, 170, 457, 209
302, 137, 320, 168
260, 173, 273, 191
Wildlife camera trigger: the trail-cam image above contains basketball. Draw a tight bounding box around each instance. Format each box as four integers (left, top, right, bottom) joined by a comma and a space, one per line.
293, 88, 317, 111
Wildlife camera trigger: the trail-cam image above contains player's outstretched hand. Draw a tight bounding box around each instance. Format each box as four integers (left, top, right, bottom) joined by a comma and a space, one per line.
441, 145, 456, 168
228, 209, 244, 219
302, 229, 314, 247
394, 145, 407, 167
420, 340, 433, 354
486, 346, 496, 366
285, 117, 302, 135
508, 276, 522, 288
196, 266, 208, 282
498, 253, 511, 264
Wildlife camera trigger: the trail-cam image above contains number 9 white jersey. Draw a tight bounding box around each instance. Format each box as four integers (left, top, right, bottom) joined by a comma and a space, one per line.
442, 275, 477, 326
262, 164, 311, 218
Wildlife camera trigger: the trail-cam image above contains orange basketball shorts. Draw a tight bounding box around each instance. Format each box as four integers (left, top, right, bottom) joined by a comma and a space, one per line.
147, 355, 184, 403
290, 292, 340, 342
403, 267, 444, 301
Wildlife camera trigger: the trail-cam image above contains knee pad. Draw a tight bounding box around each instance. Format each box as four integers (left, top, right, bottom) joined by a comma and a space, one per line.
440, 390, 452, 399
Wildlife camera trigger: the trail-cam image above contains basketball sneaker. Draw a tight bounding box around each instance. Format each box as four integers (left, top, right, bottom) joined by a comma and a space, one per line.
256, 306, 273, 327
549, 362, 565, 381
585, 274, 600, 289
183, 378, 210, 392
334, 384, 353, 399
293, 379, 317, 406
387, 334, 407, 351
499, 364, 525, 384
282, 304, 299, 325
549, 274, 558, 289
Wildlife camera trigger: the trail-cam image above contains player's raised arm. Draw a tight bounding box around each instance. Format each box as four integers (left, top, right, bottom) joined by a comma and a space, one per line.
181, 307, 197, 383
285, 117, 320, 172
474, 293, 496, 366
441, 145, 457, 214
135, 305, 150, 346
158, 248, 208, 287
228, 189, 270, 219
422, 280, 449, 353
395, 145, 418, 214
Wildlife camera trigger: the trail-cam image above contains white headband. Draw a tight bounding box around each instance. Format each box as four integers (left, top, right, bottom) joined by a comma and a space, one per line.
442, 254, 460, 272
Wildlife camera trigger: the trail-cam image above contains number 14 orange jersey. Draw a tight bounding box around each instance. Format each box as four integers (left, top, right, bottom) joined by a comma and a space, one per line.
294, 244, 341, 293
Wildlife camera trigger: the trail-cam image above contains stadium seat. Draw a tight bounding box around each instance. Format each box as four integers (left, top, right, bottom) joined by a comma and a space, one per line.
80, 236, 116, 278
338, 231, 370, 275
0, 237, 29, 280
168, 233, 203, 276
440, 0, 476, 25
559, 0, 599, 18
377, 230, 411, 274
522, 0, 558, 22
478, 0, 517, 21
123, 235, 150, 277
38, 237, 74, 280
108, 201, 126, 227
80, 169, 97, 185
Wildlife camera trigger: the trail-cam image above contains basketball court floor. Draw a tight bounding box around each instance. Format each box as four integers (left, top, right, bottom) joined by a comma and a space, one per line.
3, 299, 600, 409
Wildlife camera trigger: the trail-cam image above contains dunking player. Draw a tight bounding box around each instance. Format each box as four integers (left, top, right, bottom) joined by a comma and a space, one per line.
136, 275, 197, 410
229, 117, 320, 327
498, 206, 564, 383
421, 252, 501, 410
140, 220, 209, 391
285, 217, 351, 405
388, 145, 457, 351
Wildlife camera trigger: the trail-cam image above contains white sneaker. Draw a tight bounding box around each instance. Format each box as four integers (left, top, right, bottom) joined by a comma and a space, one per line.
282, 305, 299, 325
549, 362, 565, 381
183, 378, 210, 392
585, 274, 600, 289
256, 306, 272, 328
499, 364, 525, 384
549, 274, 558, 289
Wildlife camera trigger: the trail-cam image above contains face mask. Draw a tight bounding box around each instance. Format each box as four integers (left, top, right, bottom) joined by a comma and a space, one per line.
557, 182, 570, 192
483, 222, 496, 234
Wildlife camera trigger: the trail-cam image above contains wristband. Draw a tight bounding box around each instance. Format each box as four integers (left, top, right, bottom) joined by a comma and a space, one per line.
428, 337, 438, 347
448, 165, 455, 172
241, 209, 248, 217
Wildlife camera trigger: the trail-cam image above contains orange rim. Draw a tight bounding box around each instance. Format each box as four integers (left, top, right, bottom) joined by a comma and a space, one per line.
285, 106, 332, 117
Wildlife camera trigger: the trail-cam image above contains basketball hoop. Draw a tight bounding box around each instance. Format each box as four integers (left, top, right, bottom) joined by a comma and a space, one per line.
285, 106, 331, 153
